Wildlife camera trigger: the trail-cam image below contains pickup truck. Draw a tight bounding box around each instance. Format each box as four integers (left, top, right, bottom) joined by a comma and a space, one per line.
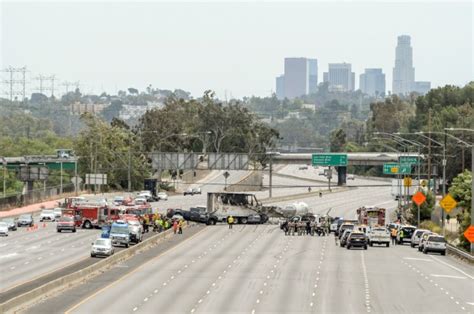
110, 221, 131, 247
167, 207, 218, 225
368, 227, 390, 247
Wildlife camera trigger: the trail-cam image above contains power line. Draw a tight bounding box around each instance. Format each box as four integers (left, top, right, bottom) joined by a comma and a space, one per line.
34, 74, 56, 97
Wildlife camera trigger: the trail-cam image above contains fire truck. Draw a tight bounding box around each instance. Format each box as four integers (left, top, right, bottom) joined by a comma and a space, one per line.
71, 202, 120, 229
356, 206, 386, 228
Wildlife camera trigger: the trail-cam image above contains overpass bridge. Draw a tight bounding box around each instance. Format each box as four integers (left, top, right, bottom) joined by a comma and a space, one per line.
271, 152, 423, 166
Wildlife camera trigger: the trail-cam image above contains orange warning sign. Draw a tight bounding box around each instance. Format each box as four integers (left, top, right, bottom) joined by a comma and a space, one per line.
412, 191, 426, 206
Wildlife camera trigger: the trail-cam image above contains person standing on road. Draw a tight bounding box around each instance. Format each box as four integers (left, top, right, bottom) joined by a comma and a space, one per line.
391, 228, 397, 245
178, 219, 184, 234
227, 216, 234, 229
173, 220, 178, 234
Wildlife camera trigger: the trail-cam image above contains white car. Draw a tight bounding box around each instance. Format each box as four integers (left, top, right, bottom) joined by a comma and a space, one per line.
157, 192, 168, 201
53, 208, 63, 219
368, 227, 390, 247
411, 229, 429, 248
134, 197, 147, 205
423, 235, 446, 255
40, 209, 56, 222
0, 222, 9, 236
91, 238, 115, 257
347, 174, 355, 180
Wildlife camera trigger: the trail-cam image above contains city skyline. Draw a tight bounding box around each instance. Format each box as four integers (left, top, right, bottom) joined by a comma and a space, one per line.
1, 1, 472, 99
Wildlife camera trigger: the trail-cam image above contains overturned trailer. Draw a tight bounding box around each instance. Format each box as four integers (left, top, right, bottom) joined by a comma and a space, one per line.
207, 192, 280, 224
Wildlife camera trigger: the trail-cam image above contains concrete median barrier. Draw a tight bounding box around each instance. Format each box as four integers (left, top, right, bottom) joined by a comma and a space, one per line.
0, 223, 196, 313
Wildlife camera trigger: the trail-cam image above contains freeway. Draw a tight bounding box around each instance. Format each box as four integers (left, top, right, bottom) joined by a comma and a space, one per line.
26, 224, 474, 313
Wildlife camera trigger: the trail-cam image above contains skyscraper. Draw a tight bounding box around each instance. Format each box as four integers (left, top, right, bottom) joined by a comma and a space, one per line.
323, 63, 355, 92
275, 75, 285, 100
276, 57, 318, 99
360, 68, 386, 97
307, 59, 318, 94
392, 35, 415, 95
413, 81, 431, 95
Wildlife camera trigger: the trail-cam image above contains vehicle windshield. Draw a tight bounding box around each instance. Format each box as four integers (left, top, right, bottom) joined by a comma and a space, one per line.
0, 222, 7, 227
428, 236, 446, 243
2, 218, 13, 223
415, 230, 426, 237
128, 220, 140, 226
59, 216, 73, 222
401, 228, 415, 237
372, 228, 386, 232
42, 210, 53, 214
19, 215, 31, 220
341, 225, 354, 230
94, 239, 109, 246
351, 233, 365, 238
111, 225, 129, 234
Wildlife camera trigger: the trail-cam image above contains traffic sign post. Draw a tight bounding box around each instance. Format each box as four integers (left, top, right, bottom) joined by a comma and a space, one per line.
412, 191, 426, 227
439, 194, 457, 214
383, 163, 412, 175
312, 154, 348, 167
403, 177, 412, 187
464, 225, 474, 243
399, 156, 419, 164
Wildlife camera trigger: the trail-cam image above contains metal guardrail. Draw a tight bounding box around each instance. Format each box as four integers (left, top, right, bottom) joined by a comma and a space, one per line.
446, 244, 474, 263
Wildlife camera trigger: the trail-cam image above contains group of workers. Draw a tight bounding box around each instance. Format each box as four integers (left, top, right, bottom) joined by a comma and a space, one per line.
281, 219, 329, 236
140, 213, 185, 234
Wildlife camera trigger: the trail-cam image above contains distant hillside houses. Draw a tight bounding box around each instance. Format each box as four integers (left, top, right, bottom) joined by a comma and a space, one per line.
119, 101, 164, 121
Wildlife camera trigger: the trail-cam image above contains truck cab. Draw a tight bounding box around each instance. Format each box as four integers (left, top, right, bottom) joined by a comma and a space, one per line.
110, 221, 131, 247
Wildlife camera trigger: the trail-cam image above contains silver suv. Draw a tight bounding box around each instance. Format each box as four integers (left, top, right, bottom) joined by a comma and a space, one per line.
423, 235, 446, 255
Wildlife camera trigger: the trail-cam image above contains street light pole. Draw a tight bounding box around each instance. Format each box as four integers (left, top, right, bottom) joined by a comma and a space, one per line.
445, 128, 474, 254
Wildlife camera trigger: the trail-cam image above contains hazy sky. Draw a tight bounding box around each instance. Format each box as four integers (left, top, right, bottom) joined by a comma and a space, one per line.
1, 1, 472, 99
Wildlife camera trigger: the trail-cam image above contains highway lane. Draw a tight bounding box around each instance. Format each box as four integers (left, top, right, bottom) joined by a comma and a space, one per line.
25, 224, 473, 314
0, 221, 100, 292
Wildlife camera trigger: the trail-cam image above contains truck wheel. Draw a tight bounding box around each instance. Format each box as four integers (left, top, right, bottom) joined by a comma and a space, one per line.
386, 243, 389, 247
364, 245, 368, 250
441, 251, 446, 256
423, 248, 428, 254
241, 217, 248, 224
57, 229, 61, 233
83, 221, 92, 229
208, 219, 216, 225
369, 242, 373, 247
125, 243, 129, 248
346, 245, 351, 250
73, 229, 76, 233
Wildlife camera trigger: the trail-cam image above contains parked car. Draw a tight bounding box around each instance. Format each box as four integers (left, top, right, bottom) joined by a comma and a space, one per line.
418, 231, 435, 252
0, 222, 9, 236
184, 188, 194, 196
17, 214, 33, 227
368, 227, 390, 247
134, 197, 148, 205
40, 209, 56, 222
411, 229, 429, 248
347, 174, 355, 180
56, 216, 77, 233
127, 220, 143, 244
91, 238, 115, 257
157, 192, 168, 201
53, 208, 63, 219
397, 225, 416, 245
1, 218, 17, 231
340, 229, 352, 247
192, 187, 202, 195
113, 196, 126, 206
347, 231, 368, 250
423, 235, 447, 255
338, 223, 355, 238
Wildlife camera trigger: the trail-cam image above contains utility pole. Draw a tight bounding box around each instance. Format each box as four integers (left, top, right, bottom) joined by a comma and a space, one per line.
35, 74, 56, 97
427, 109, 432, 191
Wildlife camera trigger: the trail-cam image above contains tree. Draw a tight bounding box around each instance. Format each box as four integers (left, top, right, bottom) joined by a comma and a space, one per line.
127, 87, 139, 95
330, 129, 346, 152
449, 170, 472, 251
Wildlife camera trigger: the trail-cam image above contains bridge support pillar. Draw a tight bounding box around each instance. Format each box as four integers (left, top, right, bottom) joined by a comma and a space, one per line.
337, 166, 347, 186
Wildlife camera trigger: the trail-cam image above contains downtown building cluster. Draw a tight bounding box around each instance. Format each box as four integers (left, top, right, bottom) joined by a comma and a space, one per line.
275, 35, 431, 100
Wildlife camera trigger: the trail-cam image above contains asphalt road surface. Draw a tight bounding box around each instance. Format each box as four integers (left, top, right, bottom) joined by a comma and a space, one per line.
26, 224, 474, 314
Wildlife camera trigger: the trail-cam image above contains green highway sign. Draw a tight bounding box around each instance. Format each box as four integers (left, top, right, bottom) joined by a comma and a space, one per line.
312, 153, 348, 167
399, 156, 419, 164
383, 163, 412, 175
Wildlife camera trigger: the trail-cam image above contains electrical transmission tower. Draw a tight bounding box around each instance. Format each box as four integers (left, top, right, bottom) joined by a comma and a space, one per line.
2, 66, 28, 101
34, 74, 56, 97
62, 81, 80, 94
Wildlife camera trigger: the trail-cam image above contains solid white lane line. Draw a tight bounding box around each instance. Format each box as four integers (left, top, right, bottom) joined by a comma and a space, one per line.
430, 274, 467, 279
429, 256, 474, 280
